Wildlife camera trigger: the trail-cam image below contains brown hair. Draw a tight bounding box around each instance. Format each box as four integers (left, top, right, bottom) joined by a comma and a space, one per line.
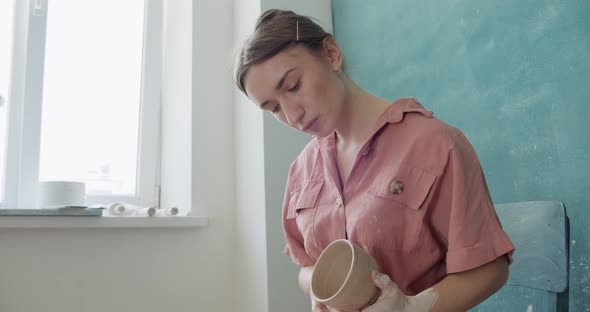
234, 9, 332, 95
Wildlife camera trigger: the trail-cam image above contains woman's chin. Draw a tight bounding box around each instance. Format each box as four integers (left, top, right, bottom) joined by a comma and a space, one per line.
312, 128, 333, 138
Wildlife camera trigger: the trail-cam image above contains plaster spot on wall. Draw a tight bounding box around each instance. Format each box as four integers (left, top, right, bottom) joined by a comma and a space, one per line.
508, 137, 552, 160
528, 4, 559, 41
485, 38, 496, 50
500, 85, 551, 116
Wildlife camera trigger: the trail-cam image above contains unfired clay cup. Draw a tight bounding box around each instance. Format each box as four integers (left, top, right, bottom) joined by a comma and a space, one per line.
311, 239, 379, 311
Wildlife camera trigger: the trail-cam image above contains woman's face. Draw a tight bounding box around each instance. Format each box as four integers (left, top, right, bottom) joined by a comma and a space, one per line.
244, 40, 344, 137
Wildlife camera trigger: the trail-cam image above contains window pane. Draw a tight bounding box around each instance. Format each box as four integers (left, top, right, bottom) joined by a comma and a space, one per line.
39, 0, 145, 196
0, 0, 15, 204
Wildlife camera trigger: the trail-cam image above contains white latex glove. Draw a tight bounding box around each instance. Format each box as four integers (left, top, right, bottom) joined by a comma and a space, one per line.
362, 271, 439, 312
311, 295, 328, 312
361, 271, 411, 312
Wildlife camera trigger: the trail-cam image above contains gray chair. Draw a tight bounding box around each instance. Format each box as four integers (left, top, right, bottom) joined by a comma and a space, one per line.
471, 201, 570, 312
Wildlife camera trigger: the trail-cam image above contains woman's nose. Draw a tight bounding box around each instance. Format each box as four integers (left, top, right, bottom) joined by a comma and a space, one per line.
282, 103, 304, 127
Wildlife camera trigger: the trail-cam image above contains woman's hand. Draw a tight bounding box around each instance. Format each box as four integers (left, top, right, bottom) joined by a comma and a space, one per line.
311, 293, 344, 312
361, 271, 438, 312
311, 294, 327, 312
311, 271, 410, 312
361, 271, 411, 312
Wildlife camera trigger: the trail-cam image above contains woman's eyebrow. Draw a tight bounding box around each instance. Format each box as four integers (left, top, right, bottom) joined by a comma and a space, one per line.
275, 67, 297, 91
259, 67, 297, 109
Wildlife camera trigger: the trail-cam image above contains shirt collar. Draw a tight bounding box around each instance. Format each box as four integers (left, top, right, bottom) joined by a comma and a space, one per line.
317, 97, 433, 161
377, 97, 433, 126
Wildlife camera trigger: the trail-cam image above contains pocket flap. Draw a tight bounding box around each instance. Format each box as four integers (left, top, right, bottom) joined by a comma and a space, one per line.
286, 180, 324, 219
368, 164, 436, 210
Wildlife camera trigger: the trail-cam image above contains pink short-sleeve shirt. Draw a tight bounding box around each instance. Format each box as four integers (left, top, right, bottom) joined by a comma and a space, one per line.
282, 98, 515, 295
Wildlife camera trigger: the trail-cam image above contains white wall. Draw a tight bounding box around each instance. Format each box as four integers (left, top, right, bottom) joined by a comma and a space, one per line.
262, 0, 333, 33
0, 0, 236, 311
190, 0, 236, 310
0, 228, 214, 312
233, 0, 269, 311
233, 1, 333, 312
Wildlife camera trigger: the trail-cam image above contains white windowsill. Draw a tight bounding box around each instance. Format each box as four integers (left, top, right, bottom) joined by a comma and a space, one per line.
0, 216, 209, 229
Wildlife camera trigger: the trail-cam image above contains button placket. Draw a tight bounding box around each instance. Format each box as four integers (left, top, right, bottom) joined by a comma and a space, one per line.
361, 144, 373, 157
335, 194, 343, 207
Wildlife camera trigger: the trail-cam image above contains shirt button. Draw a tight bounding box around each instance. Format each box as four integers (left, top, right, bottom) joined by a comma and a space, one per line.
389, 180, 404, 194
335, 195, 343, 207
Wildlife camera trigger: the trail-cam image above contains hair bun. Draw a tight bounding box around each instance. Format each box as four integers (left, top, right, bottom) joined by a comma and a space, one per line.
256, 9, 296, 29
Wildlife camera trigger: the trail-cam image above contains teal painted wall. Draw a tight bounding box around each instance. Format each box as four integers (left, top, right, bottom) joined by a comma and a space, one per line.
332, 0, 590, 310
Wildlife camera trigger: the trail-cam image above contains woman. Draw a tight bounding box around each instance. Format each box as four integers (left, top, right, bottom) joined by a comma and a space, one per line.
234, 9, 515, 312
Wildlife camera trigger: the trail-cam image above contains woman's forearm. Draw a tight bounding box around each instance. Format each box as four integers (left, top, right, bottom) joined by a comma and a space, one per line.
299, 266, 314, 296
423, 256, 509, 312
298, 257, 507, 312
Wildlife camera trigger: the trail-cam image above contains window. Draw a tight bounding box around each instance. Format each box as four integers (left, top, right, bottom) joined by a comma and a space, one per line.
1, 0, 162, 209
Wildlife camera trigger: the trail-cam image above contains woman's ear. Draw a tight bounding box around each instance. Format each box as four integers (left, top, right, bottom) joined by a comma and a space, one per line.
322, 36, 343, 72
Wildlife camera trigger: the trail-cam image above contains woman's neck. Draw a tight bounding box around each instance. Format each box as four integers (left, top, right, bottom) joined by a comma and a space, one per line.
334, 79, 389, 149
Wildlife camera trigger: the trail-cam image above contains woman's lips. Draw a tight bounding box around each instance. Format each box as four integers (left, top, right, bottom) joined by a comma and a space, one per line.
303, 116, 319, 132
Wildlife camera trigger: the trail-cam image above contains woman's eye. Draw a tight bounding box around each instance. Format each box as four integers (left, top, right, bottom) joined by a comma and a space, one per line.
288, 80, 301, 92
272, 105, 281, 114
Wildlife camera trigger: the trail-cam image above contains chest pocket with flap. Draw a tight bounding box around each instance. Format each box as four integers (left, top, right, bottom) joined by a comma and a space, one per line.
355, 163, 436, 251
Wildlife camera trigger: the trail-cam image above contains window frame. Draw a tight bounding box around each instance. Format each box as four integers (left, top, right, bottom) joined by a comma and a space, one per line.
2, 0, 162, 209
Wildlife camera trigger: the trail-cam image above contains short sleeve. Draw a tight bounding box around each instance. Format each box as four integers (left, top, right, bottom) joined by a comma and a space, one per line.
282, 167, 315, 268
431, 131, 515, 274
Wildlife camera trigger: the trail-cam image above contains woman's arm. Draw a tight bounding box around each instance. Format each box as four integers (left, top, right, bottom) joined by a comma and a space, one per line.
423, 256, 509, 312
364, 256, 509, 312
300, 266, 337, 312
299, 266, 314, 296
